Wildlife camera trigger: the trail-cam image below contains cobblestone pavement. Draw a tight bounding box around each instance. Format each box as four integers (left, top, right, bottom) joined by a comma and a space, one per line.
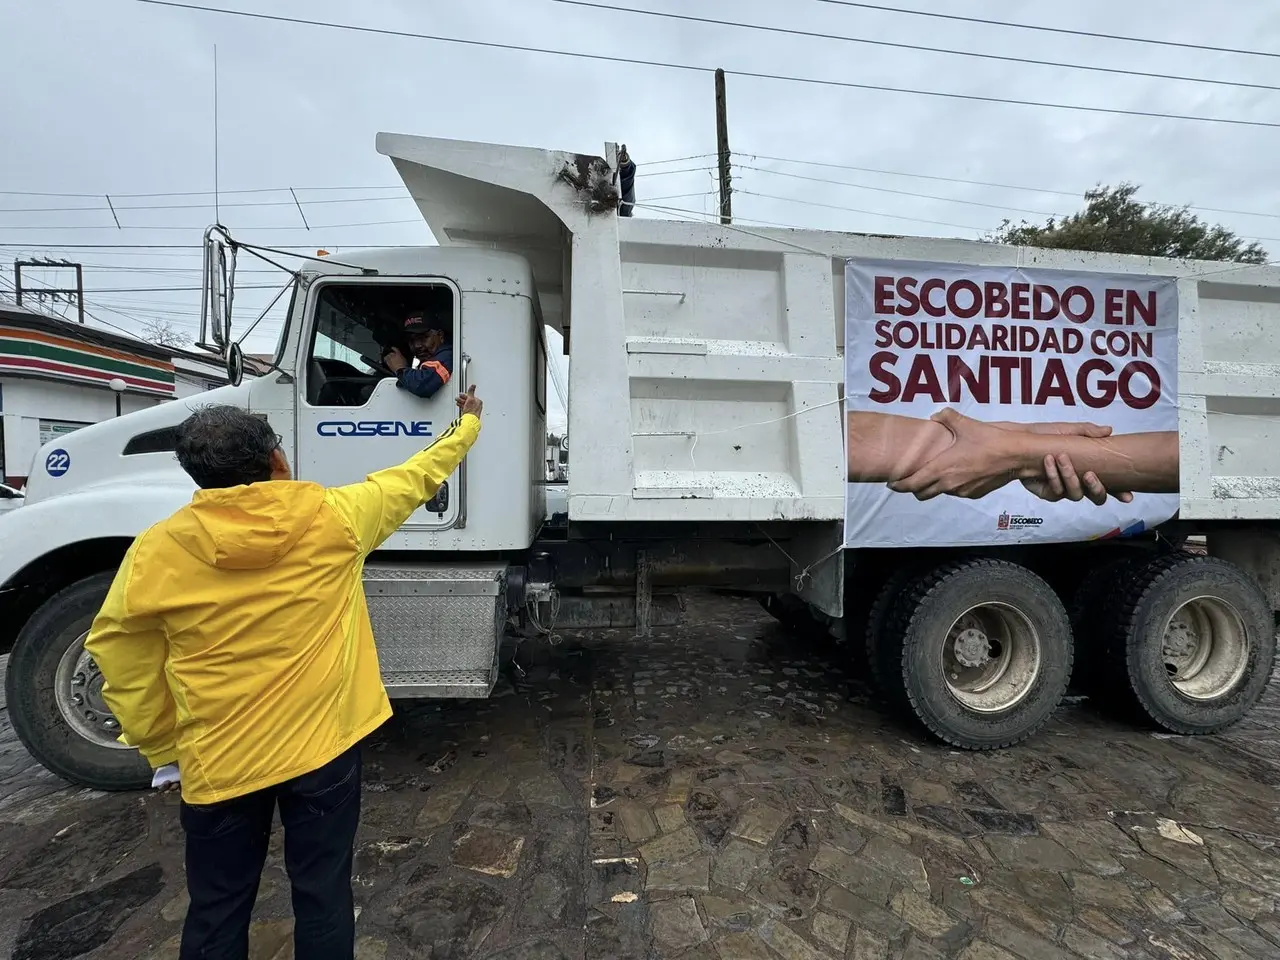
2, 596, 1280, 959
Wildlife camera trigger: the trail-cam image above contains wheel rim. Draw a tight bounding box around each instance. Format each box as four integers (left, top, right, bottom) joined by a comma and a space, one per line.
54, 631, 131, 750
941, 603, 1042, 713
1160, 596, 1250, 701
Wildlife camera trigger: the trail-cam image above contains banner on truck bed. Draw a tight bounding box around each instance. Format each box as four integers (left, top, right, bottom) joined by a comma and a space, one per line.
844, 259, 1180, 548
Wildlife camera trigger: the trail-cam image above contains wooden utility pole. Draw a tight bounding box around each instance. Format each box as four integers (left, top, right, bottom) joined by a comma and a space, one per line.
715, 68, 732, 224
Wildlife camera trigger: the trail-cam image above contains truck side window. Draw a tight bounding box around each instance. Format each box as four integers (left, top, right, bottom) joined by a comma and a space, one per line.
304, 283, 455, 408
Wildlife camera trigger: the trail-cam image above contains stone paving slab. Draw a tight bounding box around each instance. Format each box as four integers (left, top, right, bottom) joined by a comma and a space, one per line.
1, 601, 1280, 958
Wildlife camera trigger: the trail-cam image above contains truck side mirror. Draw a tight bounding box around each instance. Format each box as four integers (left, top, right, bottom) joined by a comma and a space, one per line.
200, 225, 236, 353
226, 342, 245, 388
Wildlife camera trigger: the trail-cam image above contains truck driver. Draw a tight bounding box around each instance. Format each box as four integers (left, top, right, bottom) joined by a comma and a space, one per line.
383, 311, 453, 399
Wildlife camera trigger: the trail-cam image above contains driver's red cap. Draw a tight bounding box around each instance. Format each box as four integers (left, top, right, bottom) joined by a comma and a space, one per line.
404, 312, 445, 333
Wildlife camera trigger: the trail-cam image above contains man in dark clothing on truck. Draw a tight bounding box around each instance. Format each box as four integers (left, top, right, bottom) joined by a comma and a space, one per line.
618, 144, 636, 217
383, 311, 453, 399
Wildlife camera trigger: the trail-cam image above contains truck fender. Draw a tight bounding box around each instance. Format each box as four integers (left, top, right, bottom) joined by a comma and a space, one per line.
0, 476, 193, 592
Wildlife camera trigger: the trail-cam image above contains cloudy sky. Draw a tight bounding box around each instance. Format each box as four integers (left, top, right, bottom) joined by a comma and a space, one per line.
3, 0, 1279, 425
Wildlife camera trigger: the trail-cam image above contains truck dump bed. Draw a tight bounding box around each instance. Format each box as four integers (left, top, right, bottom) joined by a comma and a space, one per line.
378, 133, 1280, 527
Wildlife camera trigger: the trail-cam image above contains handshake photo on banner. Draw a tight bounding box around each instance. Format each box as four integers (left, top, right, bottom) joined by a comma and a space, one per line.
846, 408, 1180, 507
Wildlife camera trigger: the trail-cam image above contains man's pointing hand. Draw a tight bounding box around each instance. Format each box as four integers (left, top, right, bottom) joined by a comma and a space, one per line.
457, 385, 483, 418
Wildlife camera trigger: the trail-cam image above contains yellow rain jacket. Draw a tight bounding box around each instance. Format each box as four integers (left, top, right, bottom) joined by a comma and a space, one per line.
85, 413, 481, 805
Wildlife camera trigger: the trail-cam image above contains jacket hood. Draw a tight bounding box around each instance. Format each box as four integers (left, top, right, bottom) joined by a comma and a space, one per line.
168, 482, 327, 570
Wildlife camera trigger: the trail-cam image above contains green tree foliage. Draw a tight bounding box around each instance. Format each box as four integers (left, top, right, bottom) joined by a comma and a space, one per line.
991, 183, 1267, 264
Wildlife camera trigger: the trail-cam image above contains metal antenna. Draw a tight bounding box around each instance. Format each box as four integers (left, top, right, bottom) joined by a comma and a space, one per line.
213, 44, 220, 224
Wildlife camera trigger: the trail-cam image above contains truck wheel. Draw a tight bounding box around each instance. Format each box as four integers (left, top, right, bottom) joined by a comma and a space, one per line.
865, 567, 918, 696
1108, 554, 1275, 735
881, 560, 1073, 750
1068, 555, 1141, 692
5, 573, 152, 791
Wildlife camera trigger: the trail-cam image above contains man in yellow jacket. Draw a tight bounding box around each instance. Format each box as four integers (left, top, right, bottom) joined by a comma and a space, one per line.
84, 387, 483, 959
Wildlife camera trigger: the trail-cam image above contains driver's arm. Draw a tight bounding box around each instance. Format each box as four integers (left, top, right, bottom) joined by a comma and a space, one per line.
395, 358, 452, 399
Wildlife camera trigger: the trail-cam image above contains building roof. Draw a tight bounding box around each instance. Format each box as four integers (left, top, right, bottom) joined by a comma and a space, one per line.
0, 304, 270, 378
0, 304, 278, 395
2, 304, 186, 361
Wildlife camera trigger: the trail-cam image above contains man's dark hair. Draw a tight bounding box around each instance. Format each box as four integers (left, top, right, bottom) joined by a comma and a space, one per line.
175, 405, 280, 489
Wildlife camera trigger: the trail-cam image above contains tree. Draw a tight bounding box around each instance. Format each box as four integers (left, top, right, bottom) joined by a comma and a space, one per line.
991, 183, 1267, 264
139, 318, 191, 348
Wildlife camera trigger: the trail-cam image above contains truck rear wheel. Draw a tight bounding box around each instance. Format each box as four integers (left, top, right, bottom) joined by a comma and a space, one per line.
865, 567, 916, 696
1107, 554, 1275, 734
5, 573, 152, 791
1068, 554, 1142, 692
881, 559, 1073, 750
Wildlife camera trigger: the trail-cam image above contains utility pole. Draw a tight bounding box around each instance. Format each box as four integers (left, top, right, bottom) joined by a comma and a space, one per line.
715, 68, 732, 225
14, 259, 85, 324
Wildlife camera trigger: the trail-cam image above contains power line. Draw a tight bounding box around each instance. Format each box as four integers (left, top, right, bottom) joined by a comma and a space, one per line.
0, 183, 704, 217
556, 0, 1280, 92
78, 284, 282, 293
638, 166, 716, 179
0, 194, 414, 214
736, 164, 1067, 217
69, 263, 280, 274
122, 0, 1280, 130
815, 0, 1280, 61
0, 217, 425, 232
741, 151, 1280, 222
0, 184, 405, 200
657, 189, 1271, 247
0, 157, 711, 202
638, 200, 861, 234
0, 243, 284, 250
737, 191, 989, 232
645, 191, 717, 203
15, 273, 163, 339
640, 152, 716, 166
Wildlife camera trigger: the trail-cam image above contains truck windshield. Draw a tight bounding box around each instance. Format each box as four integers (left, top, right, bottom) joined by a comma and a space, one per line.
271, 279, 300, 368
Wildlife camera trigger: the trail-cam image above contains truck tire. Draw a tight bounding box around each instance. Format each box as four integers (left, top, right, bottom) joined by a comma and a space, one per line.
5, 573, 152, 791
1106, 554, 1275, 735
880, 559, 1073, 750
865, 567, 918, 696
1068, 554, 1142, 692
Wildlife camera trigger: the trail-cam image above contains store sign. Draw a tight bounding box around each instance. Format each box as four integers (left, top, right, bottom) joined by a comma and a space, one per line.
39, 419, 90, 447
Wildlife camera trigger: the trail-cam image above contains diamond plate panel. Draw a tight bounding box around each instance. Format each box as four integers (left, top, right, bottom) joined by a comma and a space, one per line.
364, 563, 508, 581
364, 564, 506, 696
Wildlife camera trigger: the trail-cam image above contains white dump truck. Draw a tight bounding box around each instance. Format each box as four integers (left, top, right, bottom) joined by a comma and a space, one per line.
3, 135, 1278, 791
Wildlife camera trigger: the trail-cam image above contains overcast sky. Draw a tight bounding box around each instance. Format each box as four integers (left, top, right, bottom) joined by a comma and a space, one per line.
3, 0, 1280, 427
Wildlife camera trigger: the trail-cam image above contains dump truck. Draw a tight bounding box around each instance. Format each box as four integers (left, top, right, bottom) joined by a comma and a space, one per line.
3, 134, 1278, 791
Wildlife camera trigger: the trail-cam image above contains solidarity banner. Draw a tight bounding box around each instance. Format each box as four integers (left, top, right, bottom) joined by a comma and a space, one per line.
844, 259, 1180, 548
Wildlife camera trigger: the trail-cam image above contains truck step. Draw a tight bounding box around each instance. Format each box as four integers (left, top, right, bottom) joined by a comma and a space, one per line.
363, 562, 508, 699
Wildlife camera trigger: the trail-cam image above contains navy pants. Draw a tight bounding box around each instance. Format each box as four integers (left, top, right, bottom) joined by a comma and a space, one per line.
179, 746, 361, 960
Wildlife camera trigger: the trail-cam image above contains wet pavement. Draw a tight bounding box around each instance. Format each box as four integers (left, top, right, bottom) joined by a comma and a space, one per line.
2, 595, 1280, 959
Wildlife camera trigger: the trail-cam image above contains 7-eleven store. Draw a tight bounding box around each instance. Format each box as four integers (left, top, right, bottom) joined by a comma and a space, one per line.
0, 306, 232, 487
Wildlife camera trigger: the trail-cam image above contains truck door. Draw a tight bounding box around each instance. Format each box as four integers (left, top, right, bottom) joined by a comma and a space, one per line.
295, 277, 466, 531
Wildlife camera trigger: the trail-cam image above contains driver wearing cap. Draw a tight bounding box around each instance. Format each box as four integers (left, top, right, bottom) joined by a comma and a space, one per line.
382, 312, 453, 399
